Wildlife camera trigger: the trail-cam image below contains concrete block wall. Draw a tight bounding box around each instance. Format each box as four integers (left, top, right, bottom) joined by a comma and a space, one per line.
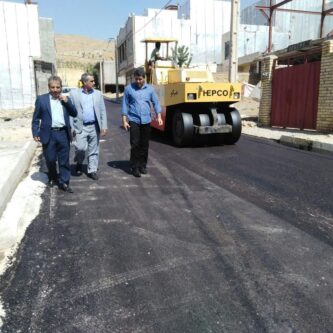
39, 18, 56, 65
258, 55, 277, 126
317, 40, 333, 132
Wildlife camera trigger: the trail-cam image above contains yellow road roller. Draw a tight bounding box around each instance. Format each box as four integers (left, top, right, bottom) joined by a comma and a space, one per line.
143, 38, 242, 147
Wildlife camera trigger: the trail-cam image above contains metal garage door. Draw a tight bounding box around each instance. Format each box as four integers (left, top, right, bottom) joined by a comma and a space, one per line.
271, 60, 321, 130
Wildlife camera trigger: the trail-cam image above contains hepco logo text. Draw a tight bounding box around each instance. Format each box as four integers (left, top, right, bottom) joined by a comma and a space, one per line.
202, 90, 229, 97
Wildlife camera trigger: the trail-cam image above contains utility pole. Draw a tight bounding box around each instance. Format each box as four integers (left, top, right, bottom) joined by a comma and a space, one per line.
228, 0, 239, 83
108, 37, 119, 101
99, 60, 104, 93
115, 42, 119, 101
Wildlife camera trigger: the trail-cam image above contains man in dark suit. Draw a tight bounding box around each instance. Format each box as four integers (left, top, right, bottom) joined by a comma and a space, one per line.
32, 75, 77, 193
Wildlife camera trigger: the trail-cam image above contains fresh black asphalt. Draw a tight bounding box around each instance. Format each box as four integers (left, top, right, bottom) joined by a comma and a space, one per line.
0, 100, 333, 332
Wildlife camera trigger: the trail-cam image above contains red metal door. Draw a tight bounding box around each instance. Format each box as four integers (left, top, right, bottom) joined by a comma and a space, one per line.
271, 61, 320, 129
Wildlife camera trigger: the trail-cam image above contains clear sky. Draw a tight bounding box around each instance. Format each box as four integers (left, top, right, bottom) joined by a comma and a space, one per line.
4, 0, 258, 40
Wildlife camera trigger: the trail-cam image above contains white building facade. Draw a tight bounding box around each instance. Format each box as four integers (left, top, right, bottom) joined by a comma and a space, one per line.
0, 1, 41, 110
117, 0, 232, 83
178, 0, 231, 65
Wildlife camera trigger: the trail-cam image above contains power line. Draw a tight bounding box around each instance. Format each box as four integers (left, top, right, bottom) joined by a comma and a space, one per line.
133, 0, 174, 36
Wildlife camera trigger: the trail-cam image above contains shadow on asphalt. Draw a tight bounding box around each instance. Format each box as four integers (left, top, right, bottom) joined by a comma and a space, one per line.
149, 128, 173, 146
30, 171, 48, 184
149, 128, 227, 148
70, 163, 88, 177
107, 160, 132, 175
117, 125, 226, 149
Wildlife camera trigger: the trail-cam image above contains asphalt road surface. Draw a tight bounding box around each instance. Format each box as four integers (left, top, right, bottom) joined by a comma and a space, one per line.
1, 100, 333, 332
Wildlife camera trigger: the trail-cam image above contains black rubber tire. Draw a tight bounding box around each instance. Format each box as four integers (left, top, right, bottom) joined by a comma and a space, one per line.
224, 108, 242, 145
172, 111, 194, 147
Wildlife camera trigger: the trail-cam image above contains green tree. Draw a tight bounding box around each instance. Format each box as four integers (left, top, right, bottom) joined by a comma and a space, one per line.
86, 63, 100, 89
171, 43, 192, 68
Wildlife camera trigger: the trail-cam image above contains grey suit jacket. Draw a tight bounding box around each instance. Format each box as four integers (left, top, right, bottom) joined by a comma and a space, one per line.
69, 88, 108, 134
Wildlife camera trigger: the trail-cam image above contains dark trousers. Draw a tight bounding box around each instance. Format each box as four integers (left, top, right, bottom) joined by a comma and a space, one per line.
129, 121, 151, 169
43, 130, 71, 185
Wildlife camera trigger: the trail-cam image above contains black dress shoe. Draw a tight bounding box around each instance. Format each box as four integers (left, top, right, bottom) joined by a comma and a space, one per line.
88, 172, 98, 180
139, 166, 147, 174
76, 163, 83, 176
58, 183, 74, 193
132, 168, 141, 177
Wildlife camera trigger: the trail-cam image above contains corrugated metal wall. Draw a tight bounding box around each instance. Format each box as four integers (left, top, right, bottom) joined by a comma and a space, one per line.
241, 0, 269, 26
0, 1, 40, 110
241, 0, 333, 42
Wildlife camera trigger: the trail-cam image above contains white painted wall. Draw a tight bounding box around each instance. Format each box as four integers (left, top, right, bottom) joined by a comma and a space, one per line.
103, 60, 125, 85
117, 0, 232, 76
132, 8, 191, 69
0, 1, 40, 110
179, 0, 231, 65
222, 24, 290, 60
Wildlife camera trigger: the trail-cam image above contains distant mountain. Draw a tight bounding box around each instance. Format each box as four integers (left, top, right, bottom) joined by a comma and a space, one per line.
55, 34, 114, 65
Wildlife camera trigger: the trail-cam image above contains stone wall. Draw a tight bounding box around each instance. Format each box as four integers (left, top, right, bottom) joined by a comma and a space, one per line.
258, 55, 277, 126
317, 40, 333, 132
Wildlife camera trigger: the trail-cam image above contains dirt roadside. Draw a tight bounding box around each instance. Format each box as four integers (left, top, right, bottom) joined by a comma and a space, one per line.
0, 107, 33, 142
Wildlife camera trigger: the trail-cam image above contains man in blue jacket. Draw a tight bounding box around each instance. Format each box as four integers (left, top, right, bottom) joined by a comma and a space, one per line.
122, 67, 163, 177
32, 75, 77, 192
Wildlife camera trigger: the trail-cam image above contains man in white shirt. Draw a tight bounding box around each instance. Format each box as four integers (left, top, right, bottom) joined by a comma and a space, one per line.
32, 75, 77, 192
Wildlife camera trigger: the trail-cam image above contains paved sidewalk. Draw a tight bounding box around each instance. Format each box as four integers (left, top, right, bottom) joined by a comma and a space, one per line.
242, 120, 333, 153
0, 108, 37, 219
236, 97, 333, 153
0, 140, 37, 216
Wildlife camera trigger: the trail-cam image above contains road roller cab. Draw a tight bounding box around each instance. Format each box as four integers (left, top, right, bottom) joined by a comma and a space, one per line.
142, 38, 242, 147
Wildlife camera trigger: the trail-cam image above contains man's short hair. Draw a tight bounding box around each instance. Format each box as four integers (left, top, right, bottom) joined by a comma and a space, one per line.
133, 67, 145, 78
81, 72, 93, 83
48, 75, 62, 87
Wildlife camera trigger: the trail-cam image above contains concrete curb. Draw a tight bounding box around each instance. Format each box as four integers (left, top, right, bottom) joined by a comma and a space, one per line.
279, 135, 333, 154
279, 136, 313, 150
312, 140, 333, 153
0, 140, 37, 217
